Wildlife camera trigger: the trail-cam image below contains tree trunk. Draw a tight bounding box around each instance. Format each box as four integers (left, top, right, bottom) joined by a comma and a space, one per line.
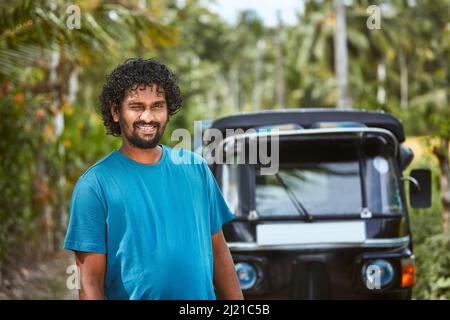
275, 11, 285, 109
334, 0, 352, 109
377, 63, 386, 104
32, 48, 62, 254
399, 48, 408, 109
252, 40, 264, 111
34, 146, 53, 254
228, 68, 240, 112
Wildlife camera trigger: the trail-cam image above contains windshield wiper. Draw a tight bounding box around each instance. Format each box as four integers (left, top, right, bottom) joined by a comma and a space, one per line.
274, 172, 313, 222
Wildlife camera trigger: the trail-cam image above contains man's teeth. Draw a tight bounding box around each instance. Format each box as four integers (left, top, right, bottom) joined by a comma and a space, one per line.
137, 125, 157, 132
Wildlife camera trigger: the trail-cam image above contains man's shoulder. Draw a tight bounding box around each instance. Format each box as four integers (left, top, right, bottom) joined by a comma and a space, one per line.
77, 151, 118, 185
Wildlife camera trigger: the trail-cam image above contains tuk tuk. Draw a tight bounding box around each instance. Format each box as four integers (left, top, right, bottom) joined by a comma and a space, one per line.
206, 109, 431, 299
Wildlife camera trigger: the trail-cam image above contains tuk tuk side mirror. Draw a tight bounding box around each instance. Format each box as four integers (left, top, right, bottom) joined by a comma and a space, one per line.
399, 145, 414, 171
406, 169, 432, 208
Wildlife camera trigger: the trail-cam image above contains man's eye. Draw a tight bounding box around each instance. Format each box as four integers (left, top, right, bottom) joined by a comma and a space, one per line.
130, 106, 142, 109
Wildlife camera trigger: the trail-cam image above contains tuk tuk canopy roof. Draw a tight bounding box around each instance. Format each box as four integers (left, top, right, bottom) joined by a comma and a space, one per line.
210, 109, 405, 143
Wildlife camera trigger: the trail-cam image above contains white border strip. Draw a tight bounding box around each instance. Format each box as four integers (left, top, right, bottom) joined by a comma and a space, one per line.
227, 236, 410, 251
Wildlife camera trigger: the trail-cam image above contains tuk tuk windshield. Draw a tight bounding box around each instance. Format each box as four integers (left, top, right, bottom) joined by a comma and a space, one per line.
221, 134, 403, 217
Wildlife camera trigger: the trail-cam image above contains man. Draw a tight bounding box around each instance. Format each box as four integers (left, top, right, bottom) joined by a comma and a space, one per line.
64, 58, 243, 300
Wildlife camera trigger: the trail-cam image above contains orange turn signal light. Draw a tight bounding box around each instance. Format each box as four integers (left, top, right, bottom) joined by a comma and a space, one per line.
401, 256, 416, 288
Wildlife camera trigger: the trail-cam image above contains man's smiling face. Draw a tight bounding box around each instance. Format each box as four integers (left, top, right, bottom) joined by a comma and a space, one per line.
112, 84, 168, 149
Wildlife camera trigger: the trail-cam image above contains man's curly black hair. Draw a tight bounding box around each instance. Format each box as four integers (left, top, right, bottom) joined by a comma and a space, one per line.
100, 58, 183, 136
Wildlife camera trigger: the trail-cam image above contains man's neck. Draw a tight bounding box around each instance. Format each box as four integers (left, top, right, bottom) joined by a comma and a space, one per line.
118, 141, 163, 165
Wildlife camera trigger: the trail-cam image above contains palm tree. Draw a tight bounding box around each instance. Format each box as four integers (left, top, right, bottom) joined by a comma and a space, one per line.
334, 0, 352, 109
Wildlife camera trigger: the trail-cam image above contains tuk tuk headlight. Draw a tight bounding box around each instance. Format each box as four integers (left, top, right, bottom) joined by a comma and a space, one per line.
235, 262, 257, 290
362, 259, 395, 289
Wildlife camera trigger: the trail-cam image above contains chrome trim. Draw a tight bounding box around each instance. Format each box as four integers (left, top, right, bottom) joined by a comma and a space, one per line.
360, 208, 373, 219
401, 176, 421, 191
216, 127, 399, 158
248, 210, 259, 220
227, 236, 410, 251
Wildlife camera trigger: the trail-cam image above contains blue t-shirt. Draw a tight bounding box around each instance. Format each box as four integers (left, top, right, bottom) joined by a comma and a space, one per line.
63, 145, 235, 300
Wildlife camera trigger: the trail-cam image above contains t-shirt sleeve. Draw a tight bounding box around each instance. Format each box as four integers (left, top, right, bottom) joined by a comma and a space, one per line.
63, 176, 107, 254
202, 160, 235, 235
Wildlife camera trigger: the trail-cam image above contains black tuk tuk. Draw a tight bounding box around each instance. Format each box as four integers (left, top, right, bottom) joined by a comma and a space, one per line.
206, 109, 431, 299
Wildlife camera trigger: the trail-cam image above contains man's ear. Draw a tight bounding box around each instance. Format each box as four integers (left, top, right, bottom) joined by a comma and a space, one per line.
111, 105, 119, 122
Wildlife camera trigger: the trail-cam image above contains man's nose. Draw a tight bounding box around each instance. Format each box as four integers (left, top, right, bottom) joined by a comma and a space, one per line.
139, 107, 155, 122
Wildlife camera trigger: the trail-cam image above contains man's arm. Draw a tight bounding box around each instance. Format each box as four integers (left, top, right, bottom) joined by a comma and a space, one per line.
212, 230, 244, 300
75, 251, 106, 300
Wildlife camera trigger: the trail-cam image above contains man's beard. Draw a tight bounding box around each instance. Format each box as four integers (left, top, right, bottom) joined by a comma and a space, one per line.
122, 120, 166, 149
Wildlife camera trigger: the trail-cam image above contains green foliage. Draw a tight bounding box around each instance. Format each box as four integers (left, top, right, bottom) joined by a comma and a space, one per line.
0, 85, 42, 265
413, 231, 450, 299
407, 150, 450, 299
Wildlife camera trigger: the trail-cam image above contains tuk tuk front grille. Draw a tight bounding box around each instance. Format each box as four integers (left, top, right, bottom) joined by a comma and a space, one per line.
291, 260, 331, 299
